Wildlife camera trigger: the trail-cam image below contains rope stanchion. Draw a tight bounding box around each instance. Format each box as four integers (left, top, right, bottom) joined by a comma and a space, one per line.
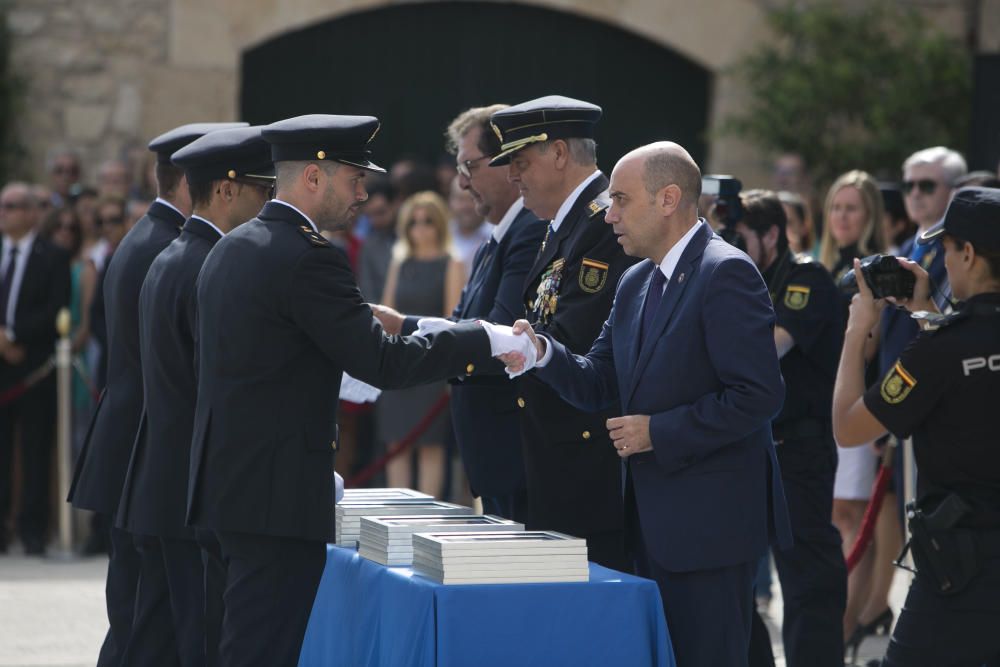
845, 442, 895, 573
346, 392, 450, 488
71, 355, 101, 402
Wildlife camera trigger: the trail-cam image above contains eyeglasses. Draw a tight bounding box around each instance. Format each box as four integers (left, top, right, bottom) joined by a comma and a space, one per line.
456, 155, 490, 179
902, 179, 940, 195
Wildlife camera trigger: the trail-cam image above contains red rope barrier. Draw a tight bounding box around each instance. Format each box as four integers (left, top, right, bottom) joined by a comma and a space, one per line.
845, 444, 895, 573
0, 358, 56, 407
345, 392, 450, 488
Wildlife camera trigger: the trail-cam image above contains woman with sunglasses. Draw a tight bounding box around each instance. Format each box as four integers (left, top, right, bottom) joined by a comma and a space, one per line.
833, 187, 1000, 666
378, 191, 465, 497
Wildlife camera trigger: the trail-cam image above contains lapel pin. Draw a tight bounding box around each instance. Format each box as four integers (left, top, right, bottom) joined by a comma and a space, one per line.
678, 272, 685, 284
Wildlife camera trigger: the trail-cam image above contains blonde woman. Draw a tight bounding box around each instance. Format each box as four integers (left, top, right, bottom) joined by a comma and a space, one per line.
378, 191, 465, 497
818, 170, 887, 282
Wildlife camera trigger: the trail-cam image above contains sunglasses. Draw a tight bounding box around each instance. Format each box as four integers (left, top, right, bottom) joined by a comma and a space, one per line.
902, 179, 940, 195
53, 164, 79, 176
407, 217, 436, 228
456, 155, 490, 179
0, 201, 29, 211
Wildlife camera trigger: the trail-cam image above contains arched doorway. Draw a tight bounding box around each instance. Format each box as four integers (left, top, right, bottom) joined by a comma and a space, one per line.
241, 1, 711, 170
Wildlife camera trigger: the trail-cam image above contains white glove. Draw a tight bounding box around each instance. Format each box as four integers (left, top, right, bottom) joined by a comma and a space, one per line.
339, 373, 381, 403
479, 321, 538, 379
334, 472, 345, 503
415, 317, 456, 337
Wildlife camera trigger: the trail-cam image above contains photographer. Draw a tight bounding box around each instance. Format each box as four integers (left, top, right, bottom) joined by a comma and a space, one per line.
729, 190, 847, 667
832, 187, 1000, 666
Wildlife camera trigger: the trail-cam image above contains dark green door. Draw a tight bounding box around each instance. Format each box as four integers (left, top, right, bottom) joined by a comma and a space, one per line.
241, 2, 711, 171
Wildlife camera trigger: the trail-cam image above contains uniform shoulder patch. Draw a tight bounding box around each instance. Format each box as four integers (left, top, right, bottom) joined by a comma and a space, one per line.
880, 361, 917, 404
579, 257, 609, 293
298, 224, 330, 247
587, 193, 610, 218
783, 284, 811, 310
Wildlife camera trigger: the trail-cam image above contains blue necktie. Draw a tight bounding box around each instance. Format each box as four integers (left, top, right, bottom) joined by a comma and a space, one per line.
640, 268, 667, 346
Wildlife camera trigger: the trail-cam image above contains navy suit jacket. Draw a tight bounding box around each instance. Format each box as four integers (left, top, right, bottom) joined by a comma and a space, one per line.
536, 222, 792, 572
401, 205, 546, 496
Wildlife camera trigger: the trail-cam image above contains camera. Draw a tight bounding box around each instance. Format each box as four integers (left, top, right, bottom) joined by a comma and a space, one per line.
702, 175, 745, 252
838, 254, 915, 299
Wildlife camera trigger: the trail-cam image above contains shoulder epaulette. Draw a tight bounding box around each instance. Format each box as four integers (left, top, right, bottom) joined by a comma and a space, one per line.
587, 192, 610, 218
297, 224, 330, 247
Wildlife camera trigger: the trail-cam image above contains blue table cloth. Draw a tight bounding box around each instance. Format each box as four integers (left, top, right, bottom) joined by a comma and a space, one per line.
299, 546, 674, 667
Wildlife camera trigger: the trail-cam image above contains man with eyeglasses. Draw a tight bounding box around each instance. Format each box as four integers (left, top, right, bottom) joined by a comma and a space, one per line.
115, 126, 273, 667
0, 182, 71, 555
69, 121, 247, 667
372, 104, 547, 521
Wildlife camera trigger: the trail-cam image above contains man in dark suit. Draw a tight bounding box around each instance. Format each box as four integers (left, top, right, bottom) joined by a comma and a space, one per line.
69, 122, 247, 666
503, 142, 792, 666
116, 126, 273, 666
0, 182, 71, 554
187, 115, 495, 667
372, 105, 545, 521
487, 96, 636, 570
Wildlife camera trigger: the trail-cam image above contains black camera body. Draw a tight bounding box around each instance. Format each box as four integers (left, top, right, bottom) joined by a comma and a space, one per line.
838, 254, 915, 299
702, 175, 745, 251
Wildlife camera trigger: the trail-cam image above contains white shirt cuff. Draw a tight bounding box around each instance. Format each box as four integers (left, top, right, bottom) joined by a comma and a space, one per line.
535, 335, 553, 367
5, 327, 14, 343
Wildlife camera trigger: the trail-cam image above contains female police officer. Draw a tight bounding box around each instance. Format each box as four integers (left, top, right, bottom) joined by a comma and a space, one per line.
831, 186, 1000, 666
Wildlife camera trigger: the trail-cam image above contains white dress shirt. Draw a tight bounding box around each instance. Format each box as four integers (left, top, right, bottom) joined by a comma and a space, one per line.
271, 199, 319, 233
1, 231, 37, 340
190, 215, 225, 238
492, 197, 525, 243
550, 170, 603, 233
535, 220, 704, 367
154, 197, 185, 220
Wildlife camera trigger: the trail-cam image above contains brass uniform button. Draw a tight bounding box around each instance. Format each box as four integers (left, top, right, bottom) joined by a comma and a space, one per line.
582, 431, 591, 440
517, 397, 525, 409
317, 150, 326, 160
227, 169, 237, 179
466, 363, 475, 375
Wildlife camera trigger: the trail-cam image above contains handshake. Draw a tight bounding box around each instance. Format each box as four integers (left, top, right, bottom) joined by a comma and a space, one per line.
370, 304, 542, 378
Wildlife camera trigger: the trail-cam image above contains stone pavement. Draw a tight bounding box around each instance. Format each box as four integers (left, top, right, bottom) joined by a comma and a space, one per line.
0, 546, 909, 666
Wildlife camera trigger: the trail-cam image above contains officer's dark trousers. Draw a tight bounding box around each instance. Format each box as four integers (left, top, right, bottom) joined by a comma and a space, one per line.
126, 534, 209, 666
750, 435, 846, 667
97, 525, 141, 667
882, 536, 1000, 667
629, 497, 754, 667
196, 529, 225, 667
215, 531, 326, 667
0, 378, 55, 546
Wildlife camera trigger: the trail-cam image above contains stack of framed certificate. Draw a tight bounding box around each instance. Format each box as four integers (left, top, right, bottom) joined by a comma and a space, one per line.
411, 531, 590, 584
358, 515, 524, 566
340, 488, 432, 503
335, 500, 474, 547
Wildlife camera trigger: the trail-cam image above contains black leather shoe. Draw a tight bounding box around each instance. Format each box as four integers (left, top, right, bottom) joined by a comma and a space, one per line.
22, 537, 46, 556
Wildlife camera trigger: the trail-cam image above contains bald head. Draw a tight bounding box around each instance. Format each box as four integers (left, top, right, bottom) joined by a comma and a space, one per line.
625, 142, 702, 210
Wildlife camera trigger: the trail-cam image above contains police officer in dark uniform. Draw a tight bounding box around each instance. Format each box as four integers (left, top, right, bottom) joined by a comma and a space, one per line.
731, 190, 847, 667
115, 126, 273, 666
487, 97, 637, 570
187, 115, 495, 667
833, 187, 1000, 666
68, 121, 246, 667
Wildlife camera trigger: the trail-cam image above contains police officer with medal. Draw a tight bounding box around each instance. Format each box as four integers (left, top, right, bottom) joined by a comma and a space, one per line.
115, 126, 273, 666
833, 187, 1000, 666
489, 96, 637, 570
187, 115, 496, 667
730, 191, 847, 667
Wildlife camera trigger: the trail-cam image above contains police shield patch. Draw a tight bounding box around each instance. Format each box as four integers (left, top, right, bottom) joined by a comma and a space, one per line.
784, 284, 810, 310
880, 361, 917, 404
579, 258, 609, 293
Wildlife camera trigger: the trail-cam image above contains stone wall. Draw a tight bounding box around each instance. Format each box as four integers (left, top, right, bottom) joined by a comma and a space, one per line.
5, 0, 995, 187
